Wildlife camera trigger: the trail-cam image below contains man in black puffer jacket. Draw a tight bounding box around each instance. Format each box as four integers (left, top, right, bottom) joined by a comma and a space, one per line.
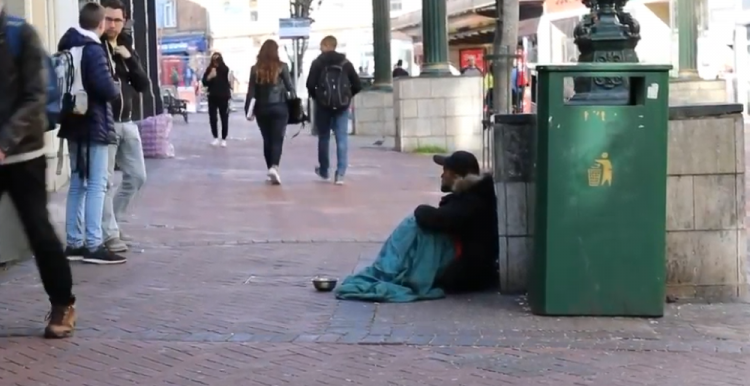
57, 3, 122, 265
414, 151, 500, 293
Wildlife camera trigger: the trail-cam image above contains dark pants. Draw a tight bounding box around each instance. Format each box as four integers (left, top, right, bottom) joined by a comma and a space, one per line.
0, 156, 74, 306
256, 103, 289, 168
208, 96, 230, 139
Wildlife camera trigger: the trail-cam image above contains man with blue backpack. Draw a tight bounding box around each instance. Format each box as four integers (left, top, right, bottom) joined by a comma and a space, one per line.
0, 4, 77, 338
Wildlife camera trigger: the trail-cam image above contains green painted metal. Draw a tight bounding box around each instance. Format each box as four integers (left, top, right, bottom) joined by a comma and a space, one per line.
371, 0, 393, 89
572, 0, 641, 101
419, 0, 451, 76
675, 0, 698, 77
529, 63, 672, 317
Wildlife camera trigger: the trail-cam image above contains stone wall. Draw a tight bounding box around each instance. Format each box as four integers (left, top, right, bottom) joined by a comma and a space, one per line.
352, 90, 395, 137
665, 105, 748, 301
670, 79, 727, 106
494, 105, 748, 302
393, 76, 483, 153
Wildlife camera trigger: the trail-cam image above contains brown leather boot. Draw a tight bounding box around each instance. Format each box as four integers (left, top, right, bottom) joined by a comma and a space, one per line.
44, 304, 76, 339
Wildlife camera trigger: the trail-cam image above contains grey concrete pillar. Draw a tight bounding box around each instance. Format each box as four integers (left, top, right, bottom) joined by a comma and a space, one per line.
493, 113, 535, 294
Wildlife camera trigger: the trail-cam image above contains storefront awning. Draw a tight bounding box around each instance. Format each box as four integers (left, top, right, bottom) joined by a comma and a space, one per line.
449, 17, 540, 45
392, 0, 543, 32
159, 34, 208, 55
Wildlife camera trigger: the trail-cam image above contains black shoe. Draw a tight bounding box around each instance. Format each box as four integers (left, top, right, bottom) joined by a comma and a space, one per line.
82, 246, 127, 265
314, 166, 330, 181
64, 246, 86, 262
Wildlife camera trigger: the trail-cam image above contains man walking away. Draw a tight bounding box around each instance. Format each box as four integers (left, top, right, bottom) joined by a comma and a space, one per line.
100, 0, 149, 253
306, 35, 362, 185
392, 59, 409, 78
0, 4, 77, 338
58, 2, 124, 264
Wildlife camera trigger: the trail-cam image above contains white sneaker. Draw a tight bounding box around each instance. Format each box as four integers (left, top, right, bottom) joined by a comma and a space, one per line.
211, 138, 220, 146
220, 140, 227, 147
267, 167, 281, 185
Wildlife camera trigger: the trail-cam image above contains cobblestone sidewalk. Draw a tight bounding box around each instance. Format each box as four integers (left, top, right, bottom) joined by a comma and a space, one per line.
0, 115, 749, 385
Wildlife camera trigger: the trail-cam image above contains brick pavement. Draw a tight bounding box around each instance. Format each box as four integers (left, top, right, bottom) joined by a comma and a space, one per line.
0, 114, 749, 385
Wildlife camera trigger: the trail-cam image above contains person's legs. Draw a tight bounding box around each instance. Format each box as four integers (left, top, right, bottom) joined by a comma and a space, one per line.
332, 109, 350, 184
269, 104, 288, 167
218, 98, 230, 141
256, 113, 274, 169
64, 141, 86, 258
314, 105, 332, 180
102, 124, 123, 247
207, 97, 219, 143
80, 143, 127, 264
3, 156, 76, 338
113, 122, 147, 222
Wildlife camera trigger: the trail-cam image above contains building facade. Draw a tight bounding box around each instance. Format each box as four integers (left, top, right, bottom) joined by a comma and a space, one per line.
155, 0, 210, 93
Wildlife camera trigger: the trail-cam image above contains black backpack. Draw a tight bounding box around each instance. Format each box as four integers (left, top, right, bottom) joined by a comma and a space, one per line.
315, 60, 352, 110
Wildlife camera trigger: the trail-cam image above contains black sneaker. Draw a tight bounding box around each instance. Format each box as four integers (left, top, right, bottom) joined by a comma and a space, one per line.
314, 166, 330, 181
82, 246, 127, 265
64, 246, 86, 262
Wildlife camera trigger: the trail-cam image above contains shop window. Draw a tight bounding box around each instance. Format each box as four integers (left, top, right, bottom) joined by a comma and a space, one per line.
162, 0, 177, 28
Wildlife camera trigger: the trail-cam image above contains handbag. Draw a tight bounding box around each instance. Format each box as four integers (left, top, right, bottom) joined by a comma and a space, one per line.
286, 97, 307, 125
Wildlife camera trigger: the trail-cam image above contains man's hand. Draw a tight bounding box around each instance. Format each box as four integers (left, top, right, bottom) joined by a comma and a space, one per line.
0, 149, 6, 163
114, 46, 131, 59
246, 114, 255, 121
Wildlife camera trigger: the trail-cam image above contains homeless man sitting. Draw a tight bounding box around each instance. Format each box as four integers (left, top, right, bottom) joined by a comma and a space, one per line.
416, 151, 499, 293
335, 151, 499, 302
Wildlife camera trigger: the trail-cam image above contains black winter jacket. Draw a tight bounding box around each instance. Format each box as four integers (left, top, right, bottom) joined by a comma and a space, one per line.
414, 173, 500, 293
0, 12, 47, 157
102, 35, 150, 122
57, 27, 120, 145
306, 51, 362, 110
202, 64, 232, 99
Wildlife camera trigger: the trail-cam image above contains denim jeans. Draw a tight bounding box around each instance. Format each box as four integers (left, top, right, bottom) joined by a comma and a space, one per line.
65, 141, 109, 251
102, 122, 147, 241
314, 105, 349, 178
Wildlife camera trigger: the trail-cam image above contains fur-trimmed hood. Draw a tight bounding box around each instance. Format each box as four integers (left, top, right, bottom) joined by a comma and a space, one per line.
452, 172, 494, 193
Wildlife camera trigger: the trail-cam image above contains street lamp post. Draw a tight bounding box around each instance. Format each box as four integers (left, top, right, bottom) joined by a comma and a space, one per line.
571, 0, 641, 102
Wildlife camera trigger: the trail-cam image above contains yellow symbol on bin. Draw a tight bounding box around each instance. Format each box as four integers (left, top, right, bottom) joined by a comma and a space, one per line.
588, 153, 612, 187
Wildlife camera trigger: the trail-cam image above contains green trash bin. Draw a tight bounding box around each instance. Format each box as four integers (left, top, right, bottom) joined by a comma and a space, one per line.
528, 63, 671, 317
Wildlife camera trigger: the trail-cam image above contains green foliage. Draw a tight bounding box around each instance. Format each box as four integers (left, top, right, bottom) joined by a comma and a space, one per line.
412, 145, 448, 154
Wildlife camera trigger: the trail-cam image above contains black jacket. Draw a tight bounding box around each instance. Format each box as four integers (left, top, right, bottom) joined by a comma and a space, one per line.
102, 35, 150, 122
414, 173, 499, 293
392, 67, 409, 78
244, 62, 295, 115
306, 51, 362, 109
57, 27, 120, 145
202, 63, 232, 99
0, 12, 47, 157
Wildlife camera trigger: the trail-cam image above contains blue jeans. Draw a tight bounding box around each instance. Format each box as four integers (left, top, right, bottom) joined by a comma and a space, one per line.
314, 105, 349, 178
65, 141, 109, 251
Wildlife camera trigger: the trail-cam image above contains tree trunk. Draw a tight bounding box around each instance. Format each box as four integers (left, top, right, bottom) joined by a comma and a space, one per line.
493, 0, 519, 114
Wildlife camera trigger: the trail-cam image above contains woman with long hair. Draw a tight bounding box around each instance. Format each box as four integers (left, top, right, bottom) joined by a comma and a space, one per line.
245, 39, 295, 184
202, 52, 232, 147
